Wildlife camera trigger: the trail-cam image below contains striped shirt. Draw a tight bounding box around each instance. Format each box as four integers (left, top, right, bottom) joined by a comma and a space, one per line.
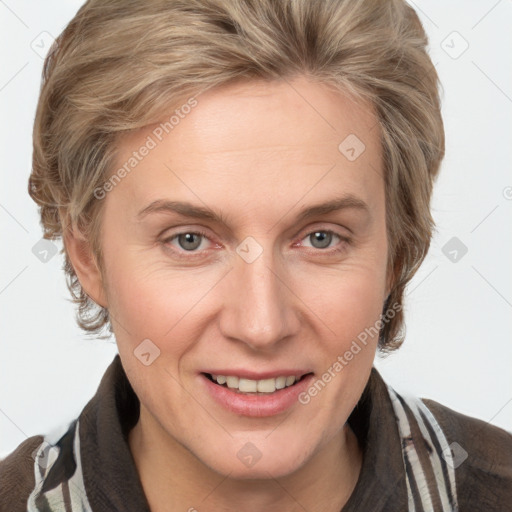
1, 355, 511, 511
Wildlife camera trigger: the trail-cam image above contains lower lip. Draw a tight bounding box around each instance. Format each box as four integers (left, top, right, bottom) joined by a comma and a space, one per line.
200, 373, 315, 417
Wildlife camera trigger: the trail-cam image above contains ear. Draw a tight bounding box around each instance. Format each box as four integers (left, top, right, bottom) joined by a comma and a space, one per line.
63, 225, 108, 308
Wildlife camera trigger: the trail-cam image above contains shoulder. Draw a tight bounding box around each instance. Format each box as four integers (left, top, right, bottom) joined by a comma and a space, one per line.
422, 398, 512, 508
0, 435, 44, 512
0, 417, 80, 512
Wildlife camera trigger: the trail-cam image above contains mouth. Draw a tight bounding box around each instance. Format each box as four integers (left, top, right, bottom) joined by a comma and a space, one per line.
200, 370, 316, 416
202, 372, 313, 395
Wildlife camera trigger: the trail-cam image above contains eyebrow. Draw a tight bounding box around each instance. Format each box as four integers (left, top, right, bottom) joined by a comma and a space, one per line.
136, 194, 370, 225
294, 195, 369, 224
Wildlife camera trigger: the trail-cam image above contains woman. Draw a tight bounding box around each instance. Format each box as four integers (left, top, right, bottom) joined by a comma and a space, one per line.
1, 0, 511, 511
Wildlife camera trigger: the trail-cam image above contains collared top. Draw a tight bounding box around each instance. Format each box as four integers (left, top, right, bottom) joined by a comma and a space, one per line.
1, 355, 511, 511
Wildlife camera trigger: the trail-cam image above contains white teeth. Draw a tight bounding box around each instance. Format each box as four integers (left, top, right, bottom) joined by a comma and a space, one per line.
239, 378, 258, 392
257, 378, 276, 393
275, 376, 286, 390
210, 373, 302, 393
226, 376, 239, 389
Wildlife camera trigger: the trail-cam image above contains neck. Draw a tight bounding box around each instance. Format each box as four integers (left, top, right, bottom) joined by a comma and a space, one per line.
128, 406, 362, 512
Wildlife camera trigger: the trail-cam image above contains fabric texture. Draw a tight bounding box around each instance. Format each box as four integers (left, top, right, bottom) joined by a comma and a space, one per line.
1, 354, 511, 511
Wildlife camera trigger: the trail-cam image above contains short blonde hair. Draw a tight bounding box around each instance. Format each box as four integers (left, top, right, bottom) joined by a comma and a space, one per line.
29, 0, 444, 350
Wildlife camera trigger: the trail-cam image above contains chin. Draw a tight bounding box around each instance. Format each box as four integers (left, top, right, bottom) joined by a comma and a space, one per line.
193, 434, 316, 480
208, 455, 306, 481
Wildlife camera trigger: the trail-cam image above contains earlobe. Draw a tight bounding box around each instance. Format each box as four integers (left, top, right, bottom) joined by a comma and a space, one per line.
63, 226, 108, 308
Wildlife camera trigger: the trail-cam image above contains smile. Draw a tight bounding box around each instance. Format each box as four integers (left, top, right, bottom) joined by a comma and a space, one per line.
204, 372, 311, 394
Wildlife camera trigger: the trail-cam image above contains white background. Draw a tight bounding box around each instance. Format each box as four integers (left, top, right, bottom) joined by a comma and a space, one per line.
1, 0, 511, 458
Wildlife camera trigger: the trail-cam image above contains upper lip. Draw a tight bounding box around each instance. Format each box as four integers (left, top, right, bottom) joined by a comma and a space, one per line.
201, 369, 313, 380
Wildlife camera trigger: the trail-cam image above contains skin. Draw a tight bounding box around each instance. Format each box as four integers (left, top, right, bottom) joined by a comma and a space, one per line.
66, 76, 392, 512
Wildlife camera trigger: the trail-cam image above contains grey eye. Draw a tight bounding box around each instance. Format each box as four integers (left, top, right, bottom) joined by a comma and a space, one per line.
309, 231, 333, 249
177, 233, 203, 251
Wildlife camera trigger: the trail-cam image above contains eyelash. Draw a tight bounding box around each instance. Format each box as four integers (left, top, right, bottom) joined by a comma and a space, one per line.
161, 228, 351, 259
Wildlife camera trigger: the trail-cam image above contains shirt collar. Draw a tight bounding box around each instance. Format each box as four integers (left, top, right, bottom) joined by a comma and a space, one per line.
344, 367, 408, 510
79, 354, 150, 511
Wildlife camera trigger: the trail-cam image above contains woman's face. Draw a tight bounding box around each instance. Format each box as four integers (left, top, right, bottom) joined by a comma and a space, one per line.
96, 76, 390, 478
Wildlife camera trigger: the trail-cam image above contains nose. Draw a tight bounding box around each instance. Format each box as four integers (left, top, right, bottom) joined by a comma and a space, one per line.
218, 246, 300, 351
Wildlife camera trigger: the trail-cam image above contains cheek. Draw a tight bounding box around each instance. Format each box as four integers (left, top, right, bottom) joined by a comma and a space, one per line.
292, 256, 388, 344
102, 250, 223, 349
316, 283, 383, 359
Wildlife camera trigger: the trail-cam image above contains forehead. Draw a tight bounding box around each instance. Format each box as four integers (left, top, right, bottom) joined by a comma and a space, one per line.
171, 78, 375, 145
110, 77, 383, 220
